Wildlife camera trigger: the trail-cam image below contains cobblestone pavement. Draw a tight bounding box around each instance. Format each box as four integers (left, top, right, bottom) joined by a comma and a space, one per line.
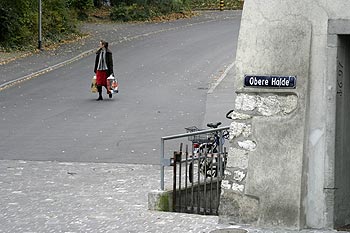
0, 160, 343, 233
0, 160, 223, 233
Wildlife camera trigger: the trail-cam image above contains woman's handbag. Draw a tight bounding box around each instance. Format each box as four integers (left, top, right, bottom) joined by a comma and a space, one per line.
91, 76, 97, 93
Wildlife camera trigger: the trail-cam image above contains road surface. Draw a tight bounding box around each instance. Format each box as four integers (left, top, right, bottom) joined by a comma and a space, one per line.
0, 11, 241, 164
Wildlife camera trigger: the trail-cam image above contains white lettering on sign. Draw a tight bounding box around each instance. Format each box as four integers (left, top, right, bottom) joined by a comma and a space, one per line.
271, 77, 290, 86
249, 77, 269, 86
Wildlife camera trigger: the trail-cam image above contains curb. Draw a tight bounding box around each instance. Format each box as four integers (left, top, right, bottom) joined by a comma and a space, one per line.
0, 49, 95, 91
207, 61, 235, 94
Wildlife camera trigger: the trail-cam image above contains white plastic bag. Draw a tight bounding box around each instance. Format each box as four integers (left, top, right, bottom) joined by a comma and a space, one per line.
107, 74, 119, 94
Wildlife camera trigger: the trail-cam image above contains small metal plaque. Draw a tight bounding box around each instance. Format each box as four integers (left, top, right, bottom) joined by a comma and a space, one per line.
244, 75, 297, 88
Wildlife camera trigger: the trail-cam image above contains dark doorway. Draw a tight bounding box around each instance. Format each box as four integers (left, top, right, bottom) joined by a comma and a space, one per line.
335, 35, 350, 228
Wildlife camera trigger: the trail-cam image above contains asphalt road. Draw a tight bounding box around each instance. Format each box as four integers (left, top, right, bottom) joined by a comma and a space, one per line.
0, 11, 241, 164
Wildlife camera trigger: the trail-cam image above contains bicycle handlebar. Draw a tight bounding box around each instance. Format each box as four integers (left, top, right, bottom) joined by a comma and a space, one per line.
207, 122, 222, 129
226, 109, 234, 119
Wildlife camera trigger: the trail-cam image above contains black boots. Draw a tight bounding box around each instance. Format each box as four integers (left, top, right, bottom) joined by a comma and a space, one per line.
96, 86, 113, 100
96, 86, 103, 101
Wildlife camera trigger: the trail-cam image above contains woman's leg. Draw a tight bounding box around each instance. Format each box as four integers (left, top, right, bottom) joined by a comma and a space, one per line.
105, 85, 112, 98
97, 85, 103, 100
96, 70, 108, 101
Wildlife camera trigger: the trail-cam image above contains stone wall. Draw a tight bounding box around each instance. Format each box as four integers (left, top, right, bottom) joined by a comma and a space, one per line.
220, 0, 334, 228
218, 0, 350, 229
220, 90, 307, 227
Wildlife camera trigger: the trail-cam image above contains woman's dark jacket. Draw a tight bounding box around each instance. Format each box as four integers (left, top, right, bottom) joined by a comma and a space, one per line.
94, 48, 114, 76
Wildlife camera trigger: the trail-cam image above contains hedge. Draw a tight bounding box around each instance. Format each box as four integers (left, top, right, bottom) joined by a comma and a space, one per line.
0, 0, 91, 49
0, 0, 243, 49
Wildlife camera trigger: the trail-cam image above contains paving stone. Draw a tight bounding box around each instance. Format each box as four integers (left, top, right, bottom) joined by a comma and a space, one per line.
0, 160, 223, 233
0, 160, 343, 233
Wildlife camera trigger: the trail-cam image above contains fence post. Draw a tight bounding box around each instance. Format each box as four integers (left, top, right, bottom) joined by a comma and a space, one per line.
161, 138, 165, 190
178, 144, 183, 212
173, 151, 182, 212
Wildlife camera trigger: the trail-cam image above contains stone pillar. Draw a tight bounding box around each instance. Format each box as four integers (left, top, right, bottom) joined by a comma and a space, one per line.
220, 0, 350, 229
219, 0, 311, 229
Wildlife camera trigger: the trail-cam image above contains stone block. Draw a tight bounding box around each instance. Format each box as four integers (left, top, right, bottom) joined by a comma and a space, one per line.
218, 191, 259, 224
148, 190, 172, 211
256, 95, 297, 116
229, 122, 252, 139
228, 110, 252, 120
237, 140, 256, 151
227, 147, 249, 169
235, 94, 257, 111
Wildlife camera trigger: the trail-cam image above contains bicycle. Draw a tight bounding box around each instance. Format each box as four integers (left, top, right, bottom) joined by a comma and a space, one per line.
185, 122, 229, 183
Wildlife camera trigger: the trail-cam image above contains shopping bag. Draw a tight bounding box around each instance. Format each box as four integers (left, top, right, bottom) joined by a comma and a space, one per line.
107, 74, 119, 94
91, 76, 97, 93
111, 79, 119, 93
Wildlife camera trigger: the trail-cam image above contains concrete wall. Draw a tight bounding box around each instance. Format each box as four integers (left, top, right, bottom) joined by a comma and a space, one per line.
220, 0, 350, 229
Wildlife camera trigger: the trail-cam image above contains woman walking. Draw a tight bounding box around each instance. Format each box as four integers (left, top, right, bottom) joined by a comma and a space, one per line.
94, 40, 114, 101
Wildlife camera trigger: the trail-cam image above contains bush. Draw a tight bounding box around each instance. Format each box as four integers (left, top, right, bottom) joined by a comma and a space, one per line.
190, 0, 244, 10
0, 0, 81, 49
110, 0, 190, 22
0, 0, 244, 49
110, 3, 152, 21
68, 0, 94, 20
110, 0, 243, 22
42, 0, 78, 42
0, 0, 37, 48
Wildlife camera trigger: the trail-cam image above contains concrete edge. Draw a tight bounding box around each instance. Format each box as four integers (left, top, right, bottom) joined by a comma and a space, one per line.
208, 61, 235, 94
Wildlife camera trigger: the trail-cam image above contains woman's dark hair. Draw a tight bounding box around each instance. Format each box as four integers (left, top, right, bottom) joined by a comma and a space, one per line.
100, 40, 109, 49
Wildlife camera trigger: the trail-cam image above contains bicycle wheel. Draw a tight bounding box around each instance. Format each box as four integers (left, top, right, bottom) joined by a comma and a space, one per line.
188, 160, 202, 183
200, 158, 217, 178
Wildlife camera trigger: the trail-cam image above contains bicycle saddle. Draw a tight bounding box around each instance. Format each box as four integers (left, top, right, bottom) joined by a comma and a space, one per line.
207, 122, 222, 128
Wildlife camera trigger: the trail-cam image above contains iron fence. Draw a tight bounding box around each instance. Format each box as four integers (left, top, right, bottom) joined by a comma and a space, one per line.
160, 126, 230, 215
171, 143, 227, 215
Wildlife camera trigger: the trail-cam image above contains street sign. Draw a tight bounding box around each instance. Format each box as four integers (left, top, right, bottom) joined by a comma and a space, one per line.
244, 75, 297, 88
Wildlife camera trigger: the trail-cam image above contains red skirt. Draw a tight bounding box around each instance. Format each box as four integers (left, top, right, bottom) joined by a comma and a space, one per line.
96, 70, 108, 87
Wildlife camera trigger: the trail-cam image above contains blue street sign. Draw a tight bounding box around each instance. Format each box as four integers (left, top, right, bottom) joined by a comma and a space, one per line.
244, 75, 297, 88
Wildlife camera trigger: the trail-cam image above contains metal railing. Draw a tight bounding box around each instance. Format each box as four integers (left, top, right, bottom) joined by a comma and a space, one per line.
171, 143, 227, 215
160, 126, 230, 190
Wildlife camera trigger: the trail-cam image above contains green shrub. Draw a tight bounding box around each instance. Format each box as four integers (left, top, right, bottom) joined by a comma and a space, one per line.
156, 0, 187, 14
190, 0, 244, 10
68, 0, 94, 20
110, 3, 152, 21
0, 0, 81, 49
110, 0, 243, 22
110, 0, 190, 21
0, 0, 37, 48
0, 0, 244, 49
42, 0, 78, 42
